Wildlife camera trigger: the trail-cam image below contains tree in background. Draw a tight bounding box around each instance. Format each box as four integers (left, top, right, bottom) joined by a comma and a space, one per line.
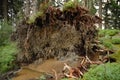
98, 0, 102, 28
0, 0, 23, 22
103, 0, 120, 29
80, 0, 97, 15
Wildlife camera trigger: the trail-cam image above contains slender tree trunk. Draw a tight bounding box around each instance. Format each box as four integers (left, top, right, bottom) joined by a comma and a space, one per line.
3, 0, 8, 22
64, 0, 69, 2
99, 0, 102, 29
82, 0, 88, 8
24, 0, 30, 17
31, 0, 38, 16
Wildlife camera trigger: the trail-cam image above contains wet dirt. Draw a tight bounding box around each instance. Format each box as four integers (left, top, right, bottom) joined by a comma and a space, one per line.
12, 58, 81, 80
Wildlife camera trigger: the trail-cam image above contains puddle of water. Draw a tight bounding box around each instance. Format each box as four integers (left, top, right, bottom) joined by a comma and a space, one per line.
12, 68, 42, 80
12, 59, 80, 80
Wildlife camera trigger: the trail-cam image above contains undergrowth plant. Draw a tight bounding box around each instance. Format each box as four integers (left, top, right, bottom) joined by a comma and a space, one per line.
0, 22, 12, 46
111, 38, 120, 44
0, 22, 18, 73
27, 11, 44, 24
63, 0, 76, 11
0, 42, 18, 73
98, 29, 119, 37
102, 41, 113, 49
82, 63, 120, 80
111, 50, 120, 62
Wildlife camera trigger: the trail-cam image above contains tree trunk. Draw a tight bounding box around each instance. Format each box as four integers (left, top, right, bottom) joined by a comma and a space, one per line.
24, 0, 30, 17
2, 0, 8, 22
99, 0, 102, 29
31, 0, 38, 16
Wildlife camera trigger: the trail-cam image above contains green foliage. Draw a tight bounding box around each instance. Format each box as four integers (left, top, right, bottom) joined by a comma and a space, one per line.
98, 30, 106, 37
28, 0, 50, 24
61, 78, 69, 80
111, 38, 120, 44
106, 29, 119, 36
98, 29, 120, 49
27, 11, 44, 24
63, 0, 76, 11
39, 75, 46, 80
90, 4, 97, 15
0, 22, 18, 73
102, 41, 113, 49
98, 29, 119, 37
83, 63, 120, 80
99, 36, 110, 43
0, 43, 18, 73
0, 22, 12, 46
111, 50, 120, 62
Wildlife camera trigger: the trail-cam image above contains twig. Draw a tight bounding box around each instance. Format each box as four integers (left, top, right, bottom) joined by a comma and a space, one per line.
81, 65, 88, 71
85, 56, 92, 64
52, 69, 58, 80
64, 73, 77, 78
85, 56, 102, 64
63, 63, 71, 71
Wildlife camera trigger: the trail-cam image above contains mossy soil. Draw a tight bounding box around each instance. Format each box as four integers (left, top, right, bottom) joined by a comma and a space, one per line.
98, 29, 120, 63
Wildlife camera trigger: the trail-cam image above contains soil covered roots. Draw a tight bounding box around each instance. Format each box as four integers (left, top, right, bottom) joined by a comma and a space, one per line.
11, 5, 101, 64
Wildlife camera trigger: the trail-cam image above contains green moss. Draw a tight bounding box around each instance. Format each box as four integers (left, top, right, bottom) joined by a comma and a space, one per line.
27, 11, 44, 24
98, 29, 120, 49
39, 2, 49, 12
106, 29, 119, 36
0, 42, 18, 73
98, 29, 119, 37
90, 5, 97, 15
27, 0, 51, 24
82, 63, 120, 80
39, 75, 46, 80
61, 78, 69, 80
112, 38, 120, 44
102, 41, 113, 49
98, 30, 106, 37
63, 0, 76, 11
111, 50, 120, 62
61, 78, 76, 80
99, 36, 111, 43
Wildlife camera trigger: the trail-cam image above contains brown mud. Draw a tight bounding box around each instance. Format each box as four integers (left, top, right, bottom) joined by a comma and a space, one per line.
12, 58, 81, 80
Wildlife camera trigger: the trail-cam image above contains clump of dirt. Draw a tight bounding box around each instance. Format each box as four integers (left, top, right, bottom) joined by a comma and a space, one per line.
11, 4, 101, 64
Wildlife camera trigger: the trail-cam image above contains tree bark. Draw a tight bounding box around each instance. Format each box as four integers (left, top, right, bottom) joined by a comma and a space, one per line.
31, 0, 38, 16
99, 0, 102, 29
24, 0, 30, 17
2, 0, 8, 22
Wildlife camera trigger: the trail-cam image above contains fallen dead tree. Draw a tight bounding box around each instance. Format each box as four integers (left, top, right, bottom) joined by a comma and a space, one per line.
11, 2, 102, 64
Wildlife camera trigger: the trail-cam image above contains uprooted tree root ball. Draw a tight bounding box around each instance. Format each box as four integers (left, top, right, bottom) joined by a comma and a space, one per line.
11, 5, 102, 64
